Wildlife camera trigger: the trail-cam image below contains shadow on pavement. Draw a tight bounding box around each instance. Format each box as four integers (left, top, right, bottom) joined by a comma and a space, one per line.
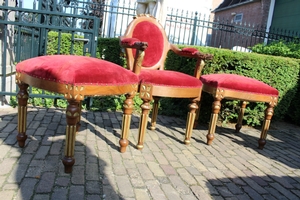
0, 107, 121, 199
205, 175, 300, 199
213, 123, 300, 170
1, 106, 299, 199
152, 113, 300, 170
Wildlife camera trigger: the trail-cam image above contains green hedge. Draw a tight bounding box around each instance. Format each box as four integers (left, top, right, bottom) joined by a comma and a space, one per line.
251, 40, 300, 59
47, 31, 85, 55
164, 46, 299, 126
96, 38, 300, 126
251, 41, 300, 125
97, 38, 125, 66
282, 58, 300, 125
34, 34, 300, 127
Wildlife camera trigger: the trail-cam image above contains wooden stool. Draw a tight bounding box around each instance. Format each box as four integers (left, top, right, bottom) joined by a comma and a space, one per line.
16, 55, 138, 173
197, 74, 279, 149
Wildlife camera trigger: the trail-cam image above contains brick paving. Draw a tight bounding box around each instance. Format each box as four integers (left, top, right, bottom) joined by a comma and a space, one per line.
0, 106, 299, 200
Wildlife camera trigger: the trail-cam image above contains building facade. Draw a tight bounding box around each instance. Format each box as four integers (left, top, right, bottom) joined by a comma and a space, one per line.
271, 0, 300, 32
211, 0, 273, 49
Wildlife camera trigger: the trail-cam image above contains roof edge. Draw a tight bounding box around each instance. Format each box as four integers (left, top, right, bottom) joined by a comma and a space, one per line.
213, 0, 259, 13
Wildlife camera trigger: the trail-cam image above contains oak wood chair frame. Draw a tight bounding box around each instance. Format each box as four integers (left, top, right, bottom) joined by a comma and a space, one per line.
120, 15, 212, 150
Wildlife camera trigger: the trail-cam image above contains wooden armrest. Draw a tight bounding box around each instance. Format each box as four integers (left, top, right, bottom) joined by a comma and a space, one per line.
120, 37, 148, 51
120, 37, 148, 75
170, 44, 213, 79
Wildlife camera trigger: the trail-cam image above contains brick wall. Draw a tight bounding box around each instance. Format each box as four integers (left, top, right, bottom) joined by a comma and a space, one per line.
214, 0, 271, 26
211, 0, 271, 49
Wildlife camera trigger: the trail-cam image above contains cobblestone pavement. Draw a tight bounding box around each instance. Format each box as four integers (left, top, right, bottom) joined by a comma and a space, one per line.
0, 106, 299, 200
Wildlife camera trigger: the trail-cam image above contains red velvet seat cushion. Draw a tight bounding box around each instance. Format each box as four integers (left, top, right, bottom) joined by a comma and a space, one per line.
200, 74, 279, 96
139, 70, 202, 88
16, 55, 139, 85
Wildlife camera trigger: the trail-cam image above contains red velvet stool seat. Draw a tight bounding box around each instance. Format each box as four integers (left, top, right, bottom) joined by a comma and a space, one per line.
137, 69, 203, 149
198, 73, 279, 149
16, 55, 138, 173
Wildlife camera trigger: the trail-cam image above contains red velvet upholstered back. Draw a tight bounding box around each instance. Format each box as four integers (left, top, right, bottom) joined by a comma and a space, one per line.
132, 21, 164, 67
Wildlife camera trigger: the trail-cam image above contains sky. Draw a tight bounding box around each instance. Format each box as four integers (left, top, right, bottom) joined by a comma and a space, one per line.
22, 0, 36, 9
22, 0, 212, 11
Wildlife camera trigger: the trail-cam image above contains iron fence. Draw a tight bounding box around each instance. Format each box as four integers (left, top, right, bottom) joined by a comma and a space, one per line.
1, 0, 300, 105
85, 0, 300, 49
18, 0, 300, 51
0, 2, 100, 104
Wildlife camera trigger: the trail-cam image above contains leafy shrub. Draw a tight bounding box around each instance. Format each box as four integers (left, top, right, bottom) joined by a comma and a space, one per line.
164, 46, 299, 126
251, 40, 300, 125
12, 35, 129, 113
97, 38, 125, 66
251, 40, 300, 59
10, 88, 143, 112
47, 31, 85, 55
24, 33, 300, 128
10, 88, 67, 108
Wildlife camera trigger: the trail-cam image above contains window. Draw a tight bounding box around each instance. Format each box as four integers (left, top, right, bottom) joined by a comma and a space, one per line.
234, 13, 243, 23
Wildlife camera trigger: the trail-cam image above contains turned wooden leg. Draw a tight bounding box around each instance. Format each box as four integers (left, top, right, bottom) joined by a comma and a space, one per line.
62, 100, 80, 173
258, 103, 274, 149
150, 97, 159, 130
207, 98, 222, 145
119, 93, 135, 153
17, 83, 29, 148
136, 99, 151, 150
76, 101, 82, 133
235, 101, 247, 133
193, 101, 201, 129
184, 99, 198, 145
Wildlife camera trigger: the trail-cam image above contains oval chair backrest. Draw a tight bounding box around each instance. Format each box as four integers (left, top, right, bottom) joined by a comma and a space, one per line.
123, 16, 170, 70
132, 21, 164, 67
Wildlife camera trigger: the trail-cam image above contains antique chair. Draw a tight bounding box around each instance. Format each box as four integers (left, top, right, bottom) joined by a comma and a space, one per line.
119, 15, 212, 151
16, 55, 139, 173
197, 73, 279, 149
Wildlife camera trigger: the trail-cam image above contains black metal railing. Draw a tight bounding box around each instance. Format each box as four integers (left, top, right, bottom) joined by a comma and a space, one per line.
0, 2, 100, 104
1, 0, 299, 104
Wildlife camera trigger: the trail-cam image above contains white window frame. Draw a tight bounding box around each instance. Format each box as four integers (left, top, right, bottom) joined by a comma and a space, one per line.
234, 13, 243, 23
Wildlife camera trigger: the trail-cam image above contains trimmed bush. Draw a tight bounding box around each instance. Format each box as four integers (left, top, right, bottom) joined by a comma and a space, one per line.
32, 34, 300, 127
47, 31, 85, 55
252, 40, 300, 125
164, 46, 299, 126
97, 38, 125, 66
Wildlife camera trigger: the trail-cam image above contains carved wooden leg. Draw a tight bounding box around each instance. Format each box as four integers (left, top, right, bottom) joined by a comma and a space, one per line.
76, 101, 82, 133
136, 99, 151, 150
150, 97, 159, 130
235, 101, 247, 133
258, 103, 274, 149
207, 98, 221, 145
193, 101, 201, 128
17, 83, 29, 148
119, 93, 135, 153
62, 100, 80, 173
184, 99, 198, 145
